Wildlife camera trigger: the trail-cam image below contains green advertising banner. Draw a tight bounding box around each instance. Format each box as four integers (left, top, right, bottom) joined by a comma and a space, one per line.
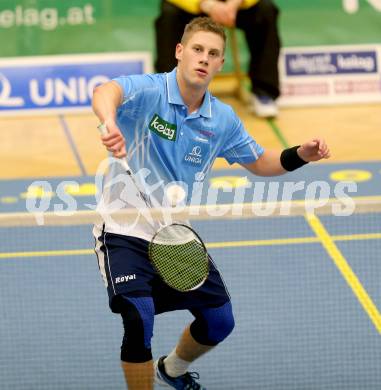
0, 0, 380, 57
0, 0, 157, 57
277, 0, 381, 46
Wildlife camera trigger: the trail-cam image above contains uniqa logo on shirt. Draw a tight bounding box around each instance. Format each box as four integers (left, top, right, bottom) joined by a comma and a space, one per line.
149, 114, 177, 141
184, 144, 206, 166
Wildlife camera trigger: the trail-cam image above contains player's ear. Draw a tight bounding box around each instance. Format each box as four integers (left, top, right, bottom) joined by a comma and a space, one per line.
175, 43, 183, 61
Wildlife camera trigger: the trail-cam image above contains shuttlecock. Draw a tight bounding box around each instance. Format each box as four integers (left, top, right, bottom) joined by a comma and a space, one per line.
165, 184, 186, 207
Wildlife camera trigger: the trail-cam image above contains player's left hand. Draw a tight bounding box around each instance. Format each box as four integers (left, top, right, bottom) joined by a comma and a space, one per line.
297, 138, 331, 162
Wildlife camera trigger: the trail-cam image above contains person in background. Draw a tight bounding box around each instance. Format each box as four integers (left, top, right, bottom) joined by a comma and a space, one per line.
155, 0, 281, 118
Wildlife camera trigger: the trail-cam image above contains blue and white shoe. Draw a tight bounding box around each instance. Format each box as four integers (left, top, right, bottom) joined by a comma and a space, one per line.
251, 94, 278, 118
154, 356, 206, 389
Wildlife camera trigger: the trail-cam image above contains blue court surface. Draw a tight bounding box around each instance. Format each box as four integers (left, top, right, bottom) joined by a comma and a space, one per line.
0, 162, 380, 389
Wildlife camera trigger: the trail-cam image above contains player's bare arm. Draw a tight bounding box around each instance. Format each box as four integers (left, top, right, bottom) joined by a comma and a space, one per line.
242, 139, 331, 176
92, 80, 126, 158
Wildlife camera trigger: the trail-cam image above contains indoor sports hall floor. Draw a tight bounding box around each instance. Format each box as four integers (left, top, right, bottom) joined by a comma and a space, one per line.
1, 99, 381, 389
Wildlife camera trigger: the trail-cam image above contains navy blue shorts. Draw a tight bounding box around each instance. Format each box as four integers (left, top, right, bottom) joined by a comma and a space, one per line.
94, 226, 231, 314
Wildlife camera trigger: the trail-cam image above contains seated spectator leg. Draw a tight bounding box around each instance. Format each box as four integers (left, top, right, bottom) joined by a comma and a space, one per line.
228, 29, 249, 103
154, 2, 194, 72
236, 0, 280, 100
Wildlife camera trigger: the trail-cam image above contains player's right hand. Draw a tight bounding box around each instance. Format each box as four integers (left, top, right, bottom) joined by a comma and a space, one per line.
100, 121, 126, 158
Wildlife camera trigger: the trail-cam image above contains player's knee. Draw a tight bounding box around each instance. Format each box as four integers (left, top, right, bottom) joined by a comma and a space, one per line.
191, 301, 235, 346
119, 296, 154, 363
207, 302, 235, 343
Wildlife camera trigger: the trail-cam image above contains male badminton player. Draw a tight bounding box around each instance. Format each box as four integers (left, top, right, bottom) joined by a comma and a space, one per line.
92, 17, 330, 390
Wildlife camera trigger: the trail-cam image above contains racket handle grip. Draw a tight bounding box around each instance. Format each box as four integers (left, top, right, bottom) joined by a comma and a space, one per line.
97, 123, 108, 136
97, 123, 131, 172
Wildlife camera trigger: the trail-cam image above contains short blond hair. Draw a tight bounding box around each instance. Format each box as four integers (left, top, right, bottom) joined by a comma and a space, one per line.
181, 17, 226, 52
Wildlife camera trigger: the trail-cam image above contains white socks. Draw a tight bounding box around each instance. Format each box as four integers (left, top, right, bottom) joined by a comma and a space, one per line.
163, 349, 191, 378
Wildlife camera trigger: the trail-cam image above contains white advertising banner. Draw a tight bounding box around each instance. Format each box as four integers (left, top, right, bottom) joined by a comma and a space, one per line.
278, 44, 381, 107
0, 52, 152, 116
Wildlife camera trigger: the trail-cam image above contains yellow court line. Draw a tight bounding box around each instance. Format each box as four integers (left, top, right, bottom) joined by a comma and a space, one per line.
0, 249, 93, 259
206, 233, 381, 248
206, 237, 319, 248
305, 213, 381, 335
1, 232, 381, 258
0, 238, 317, 258
333, 233, 381, 241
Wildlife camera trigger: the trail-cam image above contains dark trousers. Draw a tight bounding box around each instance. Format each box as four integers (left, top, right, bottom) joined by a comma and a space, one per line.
154, 0, 281, 99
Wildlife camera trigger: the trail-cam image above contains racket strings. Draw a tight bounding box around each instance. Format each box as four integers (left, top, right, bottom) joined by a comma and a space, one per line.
149, 225, 209, 292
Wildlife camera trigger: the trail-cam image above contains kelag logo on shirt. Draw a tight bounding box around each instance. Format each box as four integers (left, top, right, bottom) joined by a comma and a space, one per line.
149, 114, 177, 141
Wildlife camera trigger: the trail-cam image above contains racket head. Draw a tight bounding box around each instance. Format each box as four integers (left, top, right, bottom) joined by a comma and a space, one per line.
148, 223, 209, 292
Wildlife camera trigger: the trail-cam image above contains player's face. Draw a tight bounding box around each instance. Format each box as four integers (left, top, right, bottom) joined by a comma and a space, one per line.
175, 31, 225, 88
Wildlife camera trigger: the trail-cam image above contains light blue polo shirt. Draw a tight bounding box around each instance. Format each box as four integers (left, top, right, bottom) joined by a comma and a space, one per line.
112, 69, 264, 203
97, 69, 264, 238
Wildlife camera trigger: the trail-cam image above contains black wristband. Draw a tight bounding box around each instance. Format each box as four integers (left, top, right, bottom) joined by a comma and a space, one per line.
280, 146, 308, 171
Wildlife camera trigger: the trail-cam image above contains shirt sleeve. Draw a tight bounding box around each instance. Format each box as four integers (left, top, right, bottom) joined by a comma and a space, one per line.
218, 109, 264, 165
165, 0, 260, 14
112, 74, 162, 120
113, 74, 158, 102
241, 0, 260, 9
166, 0, 201, 14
